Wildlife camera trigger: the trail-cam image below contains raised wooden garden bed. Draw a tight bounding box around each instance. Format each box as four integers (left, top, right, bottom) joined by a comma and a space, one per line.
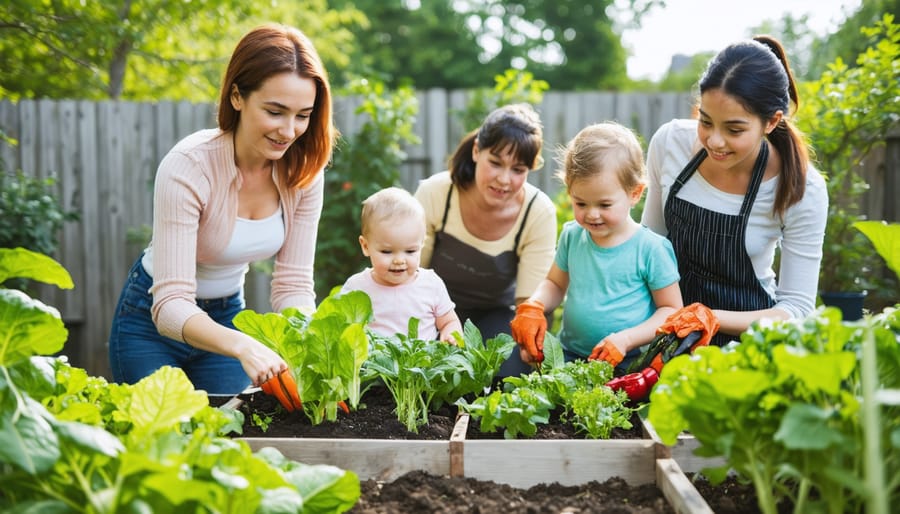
642, 419, 728, 474
223, 395, 713, 513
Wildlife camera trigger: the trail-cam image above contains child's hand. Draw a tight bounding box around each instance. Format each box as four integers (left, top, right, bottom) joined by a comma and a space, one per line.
510, 299, 546, 363
440, 330, 462, 345
588, 335, 629, 367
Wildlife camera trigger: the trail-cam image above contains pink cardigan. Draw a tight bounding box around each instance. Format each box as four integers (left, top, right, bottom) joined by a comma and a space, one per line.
148, 128, 322, 342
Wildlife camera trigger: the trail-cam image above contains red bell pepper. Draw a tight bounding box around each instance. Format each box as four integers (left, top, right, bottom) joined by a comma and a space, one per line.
605, 366, 659, 402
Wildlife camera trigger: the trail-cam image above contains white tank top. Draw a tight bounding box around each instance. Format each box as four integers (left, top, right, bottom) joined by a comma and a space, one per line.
142, 207, 285, 299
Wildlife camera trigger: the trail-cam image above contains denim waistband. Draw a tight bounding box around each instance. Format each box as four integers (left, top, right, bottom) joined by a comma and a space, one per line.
197, 291, 242, 309
131, 254, 241, 309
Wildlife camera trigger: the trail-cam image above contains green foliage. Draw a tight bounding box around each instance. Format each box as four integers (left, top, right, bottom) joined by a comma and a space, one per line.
459, 333, 634, 439
457, 387, 555, 439
795, 15, 900, 297
648, 306, 900, 514
326, 0, 493, 89
329, 0, 652, 91
0, 0, 365, 100
0, 246, 361, 512
363, 319, 516, 433
314, 78, 420, 300
0, 170, 78, 292
569, 386, 634, 439
855, 221, 900, 280
806, 0, 900, 80
234, 290, 372, 425
455, 69, 549, 133
0, 171, 78, 259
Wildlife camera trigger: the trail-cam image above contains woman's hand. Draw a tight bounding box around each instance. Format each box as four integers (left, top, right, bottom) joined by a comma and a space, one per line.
236, 336, 289, 387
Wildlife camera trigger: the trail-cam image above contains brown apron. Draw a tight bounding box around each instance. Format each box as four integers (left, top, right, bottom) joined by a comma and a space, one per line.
430, 185, 538, 377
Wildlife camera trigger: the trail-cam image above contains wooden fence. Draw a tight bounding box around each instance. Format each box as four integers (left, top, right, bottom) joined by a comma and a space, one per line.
1, 92, 896, 379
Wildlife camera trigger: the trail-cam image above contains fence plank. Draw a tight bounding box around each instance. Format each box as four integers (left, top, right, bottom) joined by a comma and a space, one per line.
57, 100, 85, 322
17, 101, 37, 178
0, 100, 17, 168
76, 100, 106, 376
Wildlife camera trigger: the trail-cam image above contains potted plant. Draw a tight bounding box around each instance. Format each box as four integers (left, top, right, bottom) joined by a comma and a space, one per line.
796, 15, 900, 319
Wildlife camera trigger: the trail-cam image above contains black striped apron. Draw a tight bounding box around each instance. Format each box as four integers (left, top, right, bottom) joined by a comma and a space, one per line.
664, 142, 775, 346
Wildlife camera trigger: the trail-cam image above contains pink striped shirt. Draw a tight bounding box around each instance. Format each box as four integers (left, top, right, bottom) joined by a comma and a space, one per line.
148, 128, 322, 341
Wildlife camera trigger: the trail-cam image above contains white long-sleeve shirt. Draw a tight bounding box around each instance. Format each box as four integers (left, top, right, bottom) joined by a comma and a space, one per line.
641, 119, 828, 319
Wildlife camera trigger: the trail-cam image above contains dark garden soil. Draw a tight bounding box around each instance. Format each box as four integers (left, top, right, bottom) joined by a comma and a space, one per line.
232, 385, 458, 440
349, 470, 673, 514
687, 473, 793, 514
221, 388, 774, 513
231, 384, 644, 440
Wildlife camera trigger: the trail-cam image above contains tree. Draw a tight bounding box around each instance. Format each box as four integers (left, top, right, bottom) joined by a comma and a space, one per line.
332, 0, 662, 90
0, 0, 365, 100
806, 0, 899, 79
327, 0, 494, 89
749, 13, 820, 80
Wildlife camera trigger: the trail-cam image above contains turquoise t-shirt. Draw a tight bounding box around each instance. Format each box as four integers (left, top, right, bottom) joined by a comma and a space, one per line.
555, 221, 680, 357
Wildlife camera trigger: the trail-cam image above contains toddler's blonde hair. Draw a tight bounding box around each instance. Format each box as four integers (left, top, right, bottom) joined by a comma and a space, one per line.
360, 187, 425, 237
555, 122, 645, 193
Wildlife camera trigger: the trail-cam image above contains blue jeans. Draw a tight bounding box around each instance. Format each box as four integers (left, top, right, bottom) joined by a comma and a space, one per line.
108, 256, 251, 394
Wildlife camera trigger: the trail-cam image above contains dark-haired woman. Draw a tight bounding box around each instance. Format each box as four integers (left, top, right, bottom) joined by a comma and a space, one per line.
414, 103, 556, 377
642, 36, 828, 346
108, 24, 337, 393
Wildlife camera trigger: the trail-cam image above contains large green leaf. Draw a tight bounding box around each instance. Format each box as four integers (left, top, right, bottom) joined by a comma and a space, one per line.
0, 289, 67, 366
0, 396, 60, 474
126, 366, 209, 436
854, 221, 900, 279
52, 419, 123, 457
773, 345, 856, 396
0, 248, 73, 288
233, 310, 305, 367
286, 464, 360, 514
775, 403, 847, 450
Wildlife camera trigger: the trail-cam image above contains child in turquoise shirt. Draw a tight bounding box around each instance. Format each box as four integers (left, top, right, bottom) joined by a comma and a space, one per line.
511, 122, 682, 373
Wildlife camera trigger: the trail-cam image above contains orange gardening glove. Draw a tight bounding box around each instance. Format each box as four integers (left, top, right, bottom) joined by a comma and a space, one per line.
510, 299, 546, 363
646, 303, 720, 374
588, 340, 624, 367
261, 369, 303, 412
657, 302, 719, 349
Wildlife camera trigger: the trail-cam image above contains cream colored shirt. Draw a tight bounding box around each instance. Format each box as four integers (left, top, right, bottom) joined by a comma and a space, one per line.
414, 171, 557, 302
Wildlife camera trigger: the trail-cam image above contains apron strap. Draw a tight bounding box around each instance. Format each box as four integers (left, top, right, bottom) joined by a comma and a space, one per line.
439, 184, 453, 233
513, 192, 539, 252
440, 184, 538, 253
738, 140, 769, 218
672, 148, 708, 194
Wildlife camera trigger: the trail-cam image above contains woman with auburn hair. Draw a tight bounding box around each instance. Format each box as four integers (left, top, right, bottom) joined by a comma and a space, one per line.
108, 24, 337, 394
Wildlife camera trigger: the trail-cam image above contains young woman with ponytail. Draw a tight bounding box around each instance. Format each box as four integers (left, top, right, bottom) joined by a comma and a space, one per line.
641, 35, 828, 346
